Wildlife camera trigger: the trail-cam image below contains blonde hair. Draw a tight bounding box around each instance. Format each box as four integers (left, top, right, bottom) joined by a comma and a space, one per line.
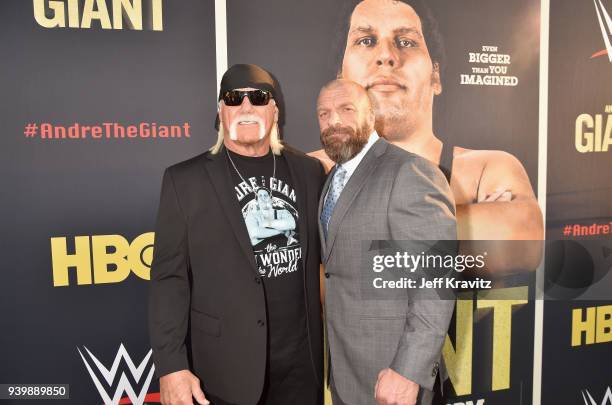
209, 123, 283, 155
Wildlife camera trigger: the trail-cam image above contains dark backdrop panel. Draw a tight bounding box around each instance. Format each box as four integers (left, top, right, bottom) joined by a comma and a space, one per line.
543, 0, 612, 404
546, 0, 612, 232
0, 1, 217, 403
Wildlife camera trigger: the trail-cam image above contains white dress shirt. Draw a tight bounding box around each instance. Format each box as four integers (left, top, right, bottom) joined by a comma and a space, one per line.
324, 130, 380, 202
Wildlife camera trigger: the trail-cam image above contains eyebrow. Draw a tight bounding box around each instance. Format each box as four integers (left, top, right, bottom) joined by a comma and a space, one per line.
349, 25, 423, 39
350, 25, 375, 35
394, 27, 422, 38
317, 101, 356, 111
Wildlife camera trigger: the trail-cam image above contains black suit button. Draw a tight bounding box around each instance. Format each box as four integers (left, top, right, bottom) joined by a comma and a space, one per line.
255, 277, 262, 284
325, 272, 330, 278
257, 320, 265, 327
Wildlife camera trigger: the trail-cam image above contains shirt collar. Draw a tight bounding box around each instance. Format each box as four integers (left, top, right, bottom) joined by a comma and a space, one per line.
337, 130, 379, 179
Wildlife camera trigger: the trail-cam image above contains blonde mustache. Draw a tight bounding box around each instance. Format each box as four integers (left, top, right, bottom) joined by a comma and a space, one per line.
229, 114, 266, 141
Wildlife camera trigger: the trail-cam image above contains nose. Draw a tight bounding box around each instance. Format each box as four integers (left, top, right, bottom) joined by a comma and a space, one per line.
375, 38, 399, 68
328, 110, 341, 126
239, 95, 254, 112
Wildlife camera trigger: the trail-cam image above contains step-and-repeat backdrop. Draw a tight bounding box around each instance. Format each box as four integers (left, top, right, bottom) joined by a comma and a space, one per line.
0, 1, 610, 404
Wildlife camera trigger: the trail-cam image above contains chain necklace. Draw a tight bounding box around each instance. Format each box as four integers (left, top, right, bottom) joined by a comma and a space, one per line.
225, 147, 276, 197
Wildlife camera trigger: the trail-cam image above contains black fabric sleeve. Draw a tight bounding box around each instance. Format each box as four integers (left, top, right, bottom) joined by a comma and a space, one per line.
148, 167, 191, 378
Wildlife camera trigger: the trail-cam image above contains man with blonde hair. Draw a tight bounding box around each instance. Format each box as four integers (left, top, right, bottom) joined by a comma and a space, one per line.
150, 64, 325, 405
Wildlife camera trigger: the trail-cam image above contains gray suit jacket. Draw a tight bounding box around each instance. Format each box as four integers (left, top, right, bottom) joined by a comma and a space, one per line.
320, 138, 456, 405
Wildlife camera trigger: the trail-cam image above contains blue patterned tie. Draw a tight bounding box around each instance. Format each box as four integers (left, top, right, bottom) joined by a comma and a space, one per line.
321, 165, 347, 240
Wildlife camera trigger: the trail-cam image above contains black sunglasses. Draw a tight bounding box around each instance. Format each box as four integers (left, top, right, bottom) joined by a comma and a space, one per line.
222, 89, 273, 106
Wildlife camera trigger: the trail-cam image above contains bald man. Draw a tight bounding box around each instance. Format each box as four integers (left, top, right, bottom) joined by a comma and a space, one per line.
317, 79, 456, 405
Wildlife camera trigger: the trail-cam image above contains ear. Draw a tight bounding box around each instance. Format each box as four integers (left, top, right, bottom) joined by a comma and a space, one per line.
218, 101, 225, 125
431, 62, 442, 95
273, 102, 279, 123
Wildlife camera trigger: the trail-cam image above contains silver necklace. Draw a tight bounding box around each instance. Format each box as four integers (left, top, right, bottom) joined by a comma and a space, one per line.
225, 147, 276, 197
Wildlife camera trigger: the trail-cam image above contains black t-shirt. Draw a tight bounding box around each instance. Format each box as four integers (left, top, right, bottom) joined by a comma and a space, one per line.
226, 148, 309, 375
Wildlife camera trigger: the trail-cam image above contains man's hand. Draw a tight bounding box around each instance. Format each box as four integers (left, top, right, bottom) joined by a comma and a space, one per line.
374, 368, 419, 405
159, 369, 209, 405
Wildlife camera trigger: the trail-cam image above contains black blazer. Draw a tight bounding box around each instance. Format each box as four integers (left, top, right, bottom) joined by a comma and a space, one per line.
148, 144, 325, 405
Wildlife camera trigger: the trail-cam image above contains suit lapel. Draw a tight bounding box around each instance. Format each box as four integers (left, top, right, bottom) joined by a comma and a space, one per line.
202, 147, 258, 275
324, 139, 387, 263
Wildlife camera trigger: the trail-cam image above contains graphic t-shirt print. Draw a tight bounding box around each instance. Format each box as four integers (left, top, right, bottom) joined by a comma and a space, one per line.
234, 176, 302, 279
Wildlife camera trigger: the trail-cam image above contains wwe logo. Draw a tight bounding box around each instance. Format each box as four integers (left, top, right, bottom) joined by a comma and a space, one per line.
582, 386, 612, 405
593, 0, 612, 62
78, 343, 155, 405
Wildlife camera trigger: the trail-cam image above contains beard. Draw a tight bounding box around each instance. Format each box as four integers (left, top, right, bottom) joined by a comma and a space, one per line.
320, 122, 371, 164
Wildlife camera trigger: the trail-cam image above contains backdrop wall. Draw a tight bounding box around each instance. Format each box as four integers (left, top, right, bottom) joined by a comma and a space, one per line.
1, 1, 610, 404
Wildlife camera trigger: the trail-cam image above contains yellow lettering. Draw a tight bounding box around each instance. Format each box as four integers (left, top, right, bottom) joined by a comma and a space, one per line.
34, 0, 162, 30
477, 287, 527, 391
51, 232, 155, 286
128, 232, 154, 280
81, 0, 112, 29
113, 0, 142, 30
596, 305, 612, 344
571, 307, 596, 346
33, 0, 65, 28
442, 295, 473, 396
66, 0, 79, 27
595, 114, 602, 152
603, 116, 612, 152
150, 0, 163, 31
575, 114, 594, 153
51, 236, 92, 286
91, 234, 130, 284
